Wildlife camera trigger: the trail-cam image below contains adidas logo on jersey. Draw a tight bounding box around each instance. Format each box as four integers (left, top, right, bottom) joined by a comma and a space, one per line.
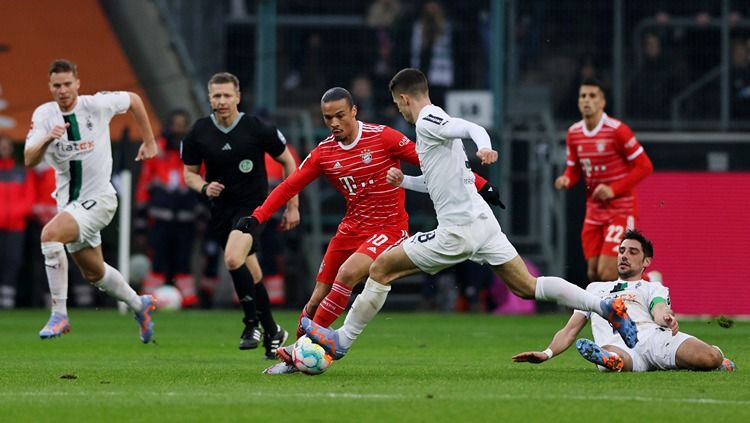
367, 247, 377, 254
222, 143, 232, 151
333, 161, 342, 169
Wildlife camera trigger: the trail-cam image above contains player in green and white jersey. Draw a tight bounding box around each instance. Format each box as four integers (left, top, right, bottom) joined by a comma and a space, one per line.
25, 59, 159, 343
513, 229, 735, 372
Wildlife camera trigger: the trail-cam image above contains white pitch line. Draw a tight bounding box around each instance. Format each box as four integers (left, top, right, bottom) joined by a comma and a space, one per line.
1, 391, 748, 406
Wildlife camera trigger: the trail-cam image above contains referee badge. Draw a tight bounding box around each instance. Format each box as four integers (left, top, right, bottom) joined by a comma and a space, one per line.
239, 159, 254, 173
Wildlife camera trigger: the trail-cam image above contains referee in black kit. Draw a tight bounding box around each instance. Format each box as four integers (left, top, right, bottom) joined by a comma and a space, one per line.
182, 72, 298, 358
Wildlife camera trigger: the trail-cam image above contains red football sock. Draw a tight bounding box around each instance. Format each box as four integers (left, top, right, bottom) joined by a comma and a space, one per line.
296, 307, 313, 339
313, 281, 353, 329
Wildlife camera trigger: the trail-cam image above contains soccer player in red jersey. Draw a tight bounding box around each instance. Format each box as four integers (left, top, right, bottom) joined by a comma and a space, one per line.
236, 87, 499, 373
555, 78, 653, 282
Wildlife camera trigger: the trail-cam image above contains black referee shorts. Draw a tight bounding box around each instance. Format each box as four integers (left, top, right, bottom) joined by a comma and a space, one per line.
209, 204, 267, 255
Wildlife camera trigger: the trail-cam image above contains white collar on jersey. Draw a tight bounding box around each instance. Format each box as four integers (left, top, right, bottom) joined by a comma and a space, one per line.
337, 120, 363, 150
582, 112, 608, 137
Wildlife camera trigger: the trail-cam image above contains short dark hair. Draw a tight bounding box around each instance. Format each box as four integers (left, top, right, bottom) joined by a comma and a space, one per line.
321, 87, 353, 107
48, 59, 78, 77
580, 77, 606, 98
623, 229, 653, 258
208, 72, 240, 91
389, 68, 429, 96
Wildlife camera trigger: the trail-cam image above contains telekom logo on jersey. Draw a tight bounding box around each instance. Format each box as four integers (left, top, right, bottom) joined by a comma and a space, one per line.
339, 175, 357, 195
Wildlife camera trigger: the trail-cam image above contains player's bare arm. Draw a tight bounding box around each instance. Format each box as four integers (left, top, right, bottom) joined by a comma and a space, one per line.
512, 313, 588, 364
273, 146, 300, 231
183, 164, 224, 198
127, 92, 158, 161
652, 302, 679, 335
24, 122, 69, 167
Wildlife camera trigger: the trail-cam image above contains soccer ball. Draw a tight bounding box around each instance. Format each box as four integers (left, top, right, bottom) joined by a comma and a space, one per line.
292, 335, 333, 375
153, 285, 182, 311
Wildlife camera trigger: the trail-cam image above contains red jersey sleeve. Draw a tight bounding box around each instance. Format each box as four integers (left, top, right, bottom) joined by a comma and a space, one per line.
609, 124, 653, 195
561, 131, 582, 187
251, 148, 321, 223
383, 126, 420, 166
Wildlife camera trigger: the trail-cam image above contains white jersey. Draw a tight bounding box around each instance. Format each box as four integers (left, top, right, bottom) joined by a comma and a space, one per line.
26, 92, 129, 208
575, 279, 671, 347
414, 105, 491, 226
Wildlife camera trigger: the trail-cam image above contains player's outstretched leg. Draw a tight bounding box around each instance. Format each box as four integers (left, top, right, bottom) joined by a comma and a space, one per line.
600, 297, 638, 348
575, 339, 624, 372
39, 312, 71, 339
133, 295, 157, 343
301, 317, 349, 360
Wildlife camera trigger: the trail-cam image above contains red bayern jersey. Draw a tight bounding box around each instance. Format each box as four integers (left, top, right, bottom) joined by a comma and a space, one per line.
563, 113, 653, 221
253, 122, 419, 235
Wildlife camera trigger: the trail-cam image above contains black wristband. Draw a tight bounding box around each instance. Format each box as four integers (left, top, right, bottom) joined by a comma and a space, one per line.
201, 183, 209, 196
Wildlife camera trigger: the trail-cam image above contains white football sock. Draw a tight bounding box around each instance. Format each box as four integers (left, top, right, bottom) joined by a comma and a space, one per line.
534, 276, 603, 315
339, 278, 391, 349
94, 264, 142, 312
42, 242, 68, 316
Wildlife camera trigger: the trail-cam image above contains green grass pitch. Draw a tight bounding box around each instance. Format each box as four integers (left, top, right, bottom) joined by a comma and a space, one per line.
1, 310, 748, 422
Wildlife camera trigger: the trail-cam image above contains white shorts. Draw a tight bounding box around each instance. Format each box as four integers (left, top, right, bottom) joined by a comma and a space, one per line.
62, 191, 118, 253
601, 328, 693, 372
402, 214, 518, 275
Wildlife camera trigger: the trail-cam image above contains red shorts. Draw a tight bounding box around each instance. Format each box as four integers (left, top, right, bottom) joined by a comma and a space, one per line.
316, 227, 409, 284
581, 214, 636, 260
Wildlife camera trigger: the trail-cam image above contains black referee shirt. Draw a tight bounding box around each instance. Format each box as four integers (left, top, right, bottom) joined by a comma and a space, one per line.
181, 113, 287, 208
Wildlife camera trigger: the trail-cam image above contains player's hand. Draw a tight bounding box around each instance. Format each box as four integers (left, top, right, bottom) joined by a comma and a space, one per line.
663, 311, 679, 336
592, 184, 615, 201
511, 351, 549, 364
386, 167, 405, 187
476, 148, 498, 165
478, 183, 506, 209
204, 181, 225, 198
135, 141, 158, 161
279, 206, 300, 231
554, 175, 570, 190
234, 215, 261, 237
47, 123, 70, 141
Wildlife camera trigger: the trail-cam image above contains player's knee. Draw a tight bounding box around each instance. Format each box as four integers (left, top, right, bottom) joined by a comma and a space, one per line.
40, 224, 61, 243
223, 251, 244, 270
335, 266, 363, 286
369, 257, 390, 283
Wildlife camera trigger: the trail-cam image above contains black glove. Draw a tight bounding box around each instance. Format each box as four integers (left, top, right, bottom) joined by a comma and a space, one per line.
234, 215, 261, 237
478, 183, 506, 209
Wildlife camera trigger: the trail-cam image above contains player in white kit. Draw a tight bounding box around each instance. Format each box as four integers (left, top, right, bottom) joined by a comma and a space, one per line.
24, 59, 158, 342
512, 230, 736, 372
302, 68, 639, 361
